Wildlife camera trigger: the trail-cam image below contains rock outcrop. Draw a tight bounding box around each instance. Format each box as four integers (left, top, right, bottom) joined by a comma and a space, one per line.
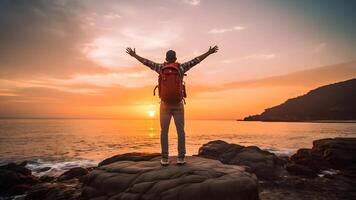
57, 167, 88, 181
98, 152, 161, 167
81, 155, 259, 200
287, 137, 356, 176
259, 173, 356, 200
0, 162, 39, 197
26, 181, 82, 200
198, 140, 286, 180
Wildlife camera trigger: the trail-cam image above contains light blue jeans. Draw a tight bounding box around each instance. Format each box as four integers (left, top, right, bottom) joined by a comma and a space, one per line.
160, 101, 186, 158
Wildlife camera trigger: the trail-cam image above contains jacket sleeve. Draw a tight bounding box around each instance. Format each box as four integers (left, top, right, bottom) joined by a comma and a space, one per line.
180, 57, 201, 73
141, 58, 162, 73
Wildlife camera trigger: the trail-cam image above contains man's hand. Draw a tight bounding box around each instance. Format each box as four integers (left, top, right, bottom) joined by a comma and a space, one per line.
195, 45, 219, 63
208, 45, 219, 54
126, 47, 150, 64
126, 47, 136, 57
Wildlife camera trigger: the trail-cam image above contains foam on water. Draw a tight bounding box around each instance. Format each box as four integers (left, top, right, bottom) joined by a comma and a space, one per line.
263, 147, 297, 157
0, 195, 26, 200
318, 169, 340, 177
0, 159, 99, 177
25, 159, 98, 177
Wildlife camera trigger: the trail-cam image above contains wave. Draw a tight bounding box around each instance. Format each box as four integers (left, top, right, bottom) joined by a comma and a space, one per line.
263, 147, 297, 156
23, 159, 98, 177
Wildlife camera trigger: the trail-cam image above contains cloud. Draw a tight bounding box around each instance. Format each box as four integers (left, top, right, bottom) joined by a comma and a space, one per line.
183, 0, 201, 6
0, 81, 155, 105
208, 26, 245, 34
103, 12, 121, 20
244, 53, 276, 60
313, 42, 327, 53
0, 68, 156, 98
83, 25, 182, 69
0, 78, 100, 95
193, 61, 356, 93
0, 89, 19, 97
58, 72, 155, 88
0, 0, 106, 78
120, 27, 181, 50
220, 59, 234, 64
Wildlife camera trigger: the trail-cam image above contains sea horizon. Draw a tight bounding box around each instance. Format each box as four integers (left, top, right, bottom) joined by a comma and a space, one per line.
2, 117, 356, 123
1, 118, 355, 177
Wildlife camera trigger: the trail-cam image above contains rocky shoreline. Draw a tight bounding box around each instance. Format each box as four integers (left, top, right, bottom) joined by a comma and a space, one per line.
1, 137, 356, 200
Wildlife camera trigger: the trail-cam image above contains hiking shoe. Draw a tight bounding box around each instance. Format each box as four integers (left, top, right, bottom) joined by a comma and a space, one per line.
160, 157, 169, 166
177, 157, 186, 165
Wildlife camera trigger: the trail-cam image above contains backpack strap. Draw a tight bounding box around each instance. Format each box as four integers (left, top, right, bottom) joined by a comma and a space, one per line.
153, 85, 158, 96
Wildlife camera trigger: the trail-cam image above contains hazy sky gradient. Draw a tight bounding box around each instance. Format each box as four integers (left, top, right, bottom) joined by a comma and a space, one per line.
0, 0, 355, 119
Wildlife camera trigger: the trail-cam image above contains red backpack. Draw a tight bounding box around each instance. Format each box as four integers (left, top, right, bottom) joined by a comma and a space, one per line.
154, 62, 186, 104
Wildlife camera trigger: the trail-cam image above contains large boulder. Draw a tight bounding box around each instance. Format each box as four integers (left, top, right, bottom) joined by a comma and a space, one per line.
57, 167, 88, 181
259, 172, 356, 200
197, 140, 244, 163
0, 162, 39, 197
198, 140, 285, 180
288, 137, 356, 176
290, 149, 324, 169
98, 152, 161, 167
285, 163, 318, 177
227, 146, 285, 180
81, 155, 259, 200
25, 182, 82, 200
313, 137, 356, 169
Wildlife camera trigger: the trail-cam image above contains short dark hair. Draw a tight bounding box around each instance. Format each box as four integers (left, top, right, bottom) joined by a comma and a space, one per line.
166, 50, 177, 63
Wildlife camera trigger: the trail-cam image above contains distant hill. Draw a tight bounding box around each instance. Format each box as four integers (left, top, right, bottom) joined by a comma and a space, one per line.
244, 79, 356, 121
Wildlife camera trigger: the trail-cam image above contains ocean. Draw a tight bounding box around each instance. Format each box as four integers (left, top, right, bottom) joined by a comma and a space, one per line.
0, 119, 355, 177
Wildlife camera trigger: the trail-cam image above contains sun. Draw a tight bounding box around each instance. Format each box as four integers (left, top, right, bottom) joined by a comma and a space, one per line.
148, 111, 155, 118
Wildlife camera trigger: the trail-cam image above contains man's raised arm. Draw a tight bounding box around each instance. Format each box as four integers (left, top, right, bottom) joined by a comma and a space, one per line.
181, 45, 219, 73
126, 47, 161, 73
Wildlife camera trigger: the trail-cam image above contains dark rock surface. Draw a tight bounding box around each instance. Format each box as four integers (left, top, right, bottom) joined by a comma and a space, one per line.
36, 167, 51, 173
313, 137, 356, 169
39, 175, 55, 183
25, 181, 82, 200
57, 167, 88, 181
82, 156, 259, 200
287, 137, 356, 176
98, 152, 161, 167
285, 163, 317, 177
0, 162, 39, 197
198, 140, 285, 180
196, 140, 244, 162
262, 137, 356, 200
260, 171, 356, 200
290, 148, 326, 170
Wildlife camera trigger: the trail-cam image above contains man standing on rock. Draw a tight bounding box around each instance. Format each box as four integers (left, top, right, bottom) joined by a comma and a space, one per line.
126, 46, 219, 165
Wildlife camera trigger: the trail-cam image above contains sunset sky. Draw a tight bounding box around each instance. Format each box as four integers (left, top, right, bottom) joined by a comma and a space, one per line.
0, 0, 355, 119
